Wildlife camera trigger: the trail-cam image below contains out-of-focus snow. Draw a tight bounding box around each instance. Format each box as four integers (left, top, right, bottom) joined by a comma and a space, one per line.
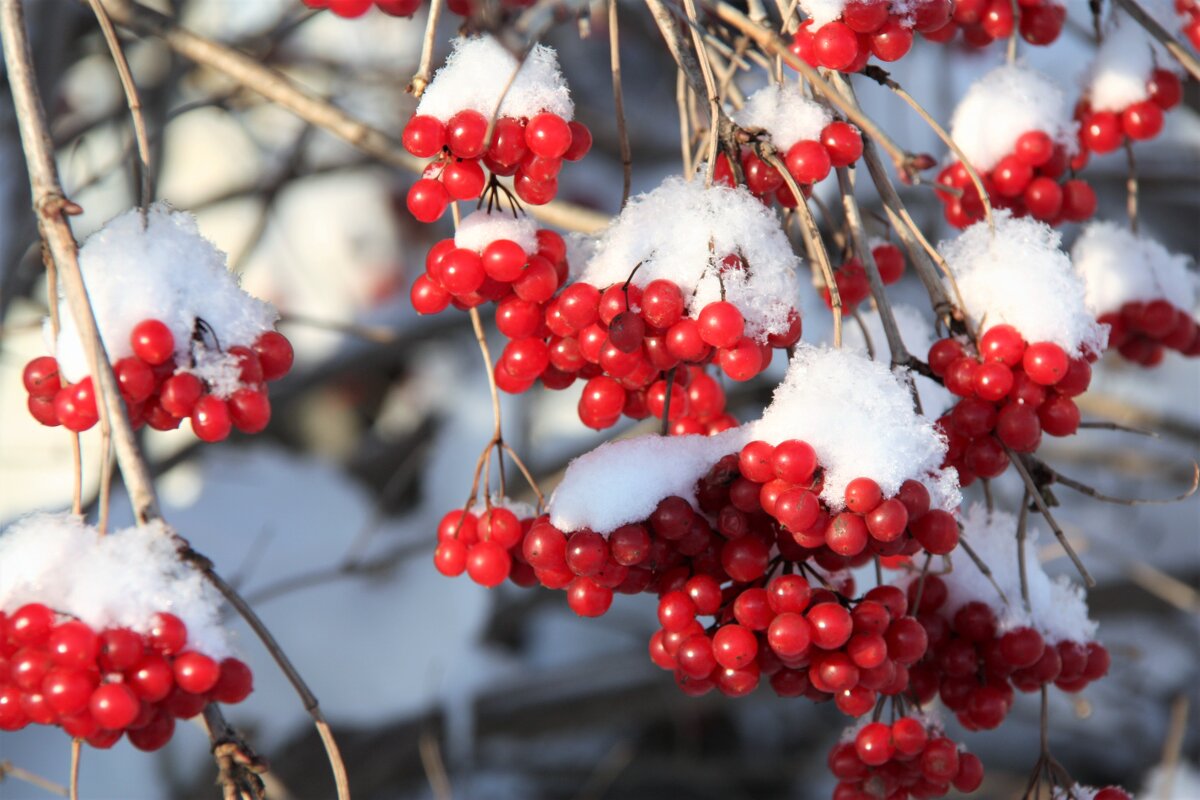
1072, 221, 1198, 315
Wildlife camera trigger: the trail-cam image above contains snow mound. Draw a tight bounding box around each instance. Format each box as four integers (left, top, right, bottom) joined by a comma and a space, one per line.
580, 176, 802, 340
943, 504, 1097, 644
416, 35, 574, 123
1089, 0, 1187, 111
798, 0, 849, 26
1071, 221, 1197, 315
844, 303, 955, 415
53, 203, 277, 385
0, 513, 233, 658
939, 212, 1107, 356
1143, 760, 1200, 799
1051, 786, 1101, 800
454, 209, 539, 255
750, 345, 960, 512
732, 83, 832, 149
470, 494, 538, 520
949, 64, 1077, 173
548, 429, 748, 533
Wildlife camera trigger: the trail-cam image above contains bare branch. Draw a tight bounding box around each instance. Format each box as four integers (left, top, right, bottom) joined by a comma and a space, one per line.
609, 0, 633, 206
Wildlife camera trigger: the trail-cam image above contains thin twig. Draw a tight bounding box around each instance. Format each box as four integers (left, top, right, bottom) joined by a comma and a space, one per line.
681, 0, 722, 185
958, 535, 1009, 607
85, 0, 153, 212
0, 761, 68, 796
202, 705, 268, 800
408, 0, 444, 98
1005, 446, 1095, 586
1124, 139, 1139, 234
609, 0, 633, 206
1041, 458, 1199, 506
69, 740, 80, 800
1016, 491, 1031, 609
418, 730, 453, 800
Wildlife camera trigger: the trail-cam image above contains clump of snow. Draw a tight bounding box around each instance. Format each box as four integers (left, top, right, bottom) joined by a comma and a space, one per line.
1071, 221, 1198, 315
1089, 0, 1187, 111
750, 345, 960, 511
53, 203, 277, 385
416, 35, 574, 123
1143, 760, 1200, 799
844, 303, 955, 415
939, 212, 1107, 356
548, 429, 748, 533
939, 504, 1097, 644
1051, 786, 1101, 800
454, 210, 539, 255
0, 513, 233, 658
799, 0, 849, 26
950, 64, 1077, 173
470, 494, 538, 521
732, 83, 832, 149
580, 175, 802, 340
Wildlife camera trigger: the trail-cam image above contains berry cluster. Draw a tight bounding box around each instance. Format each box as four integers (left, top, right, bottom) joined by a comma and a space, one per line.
829, 720, 983, 799
403, 110, 591, 222
736, 439, 958, 560
789, 1, 954, 72
0, 605, 252, 750
715, 121, 864, 206
544, 276, 799, 430
432, 505, 536, 588
928, 325, 1092, 485
1076, 69, 1183, 157
822, 241, 907, 312
907, 576, 1110, 731
1100, 299, 1200, 366
22, 321, 293, 442
921, 0, 1066, 48
935, 130, 1096, 229
301, 0, 425, 17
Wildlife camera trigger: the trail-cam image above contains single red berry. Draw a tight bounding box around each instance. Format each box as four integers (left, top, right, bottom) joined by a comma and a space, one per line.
784, 140, 832, 185
1081, 111, 1123, 153
712, 624, 758, 669
402, 115, 446, 158
1121, 100, 1164, 141
228, 388, 271, 434
821, 121, 863, 167
212, 658, 254, 704
47, 621, 99, 668
89, 683, 139, 730
1023, 341, 1069, 385
407, 178, 450, 223
131, 319, 175, 365
813, 21, 860, 70
855, 722, 894, 766
148, 612, 187, 655
23, 356, 61, 397
466, 541, 511, 587
191, 395, 232, 442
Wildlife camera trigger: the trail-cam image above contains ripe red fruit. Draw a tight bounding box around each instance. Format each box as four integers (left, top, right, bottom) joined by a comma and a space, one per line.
89, 683, 139, 729
1023, 341, 1069, 385
128, 654, 174, 701
1061, 179, 1097, 222
1081, 111, 1123, 153
445, 110, 488, 159
212, 658, 254, 704
869, 19, 914, 62
567, 577, 614, 617
1024, 176, 1063, 221
721, 536, 770, 582
229, 388, 271, 434
407, 178, 449, 222
1015, 130, 1054, 166
1147, 69, 1183, 110
563, 121, 593, 161
821, 121, 863, 167
127, 711, 174, 751
855, 721, 894, 766
813, 21, 860, 70
525, 113, 573, 159
441, 159, 486, 200
641, 279, 685, 329
434, 539, 468, 576
148, 612, 187, 655
43, 667, 95, 715
1121, 100, 1164, 141
1000, 626, 1045, 668
191, 395, 232, 442
784, 140, 832, 185
807, 602, 853, 649
712, 624, 758, 669
131, 319, 175, 365
23, 356, 61, 397
253, 331, 293, 381
47, 621, 99, 668
402, 115, 446, 158
772, 439, 817, 484
466, 541, 511, 587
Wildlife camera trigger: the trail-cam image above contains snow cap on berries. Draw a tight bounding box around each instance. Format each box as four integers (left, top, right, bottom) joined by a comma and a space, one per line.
1071, 221, 1198, 315
581, 175, 802, 340
470, 494, 538, 520
415, 35, 574, 123
949, 64, 1077, 172
938, 504, 1098, 643
548, 429, 749, 533
0, 513, 233, 658
732, 83, 832, 150
798, 0, 851, 26
1088, 0, 1186, 111
750, 345, 960, 511
454, 209, 540, 255
52, 203, 277, 384
939, 212, 1107, 356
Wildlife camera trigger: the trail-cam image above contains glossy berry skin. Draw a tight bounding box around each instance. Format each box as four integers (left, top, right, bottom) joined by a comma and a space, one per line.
821, 122, 863, 167
131, 320, 175, 365
90, 683, 139, 730
23, 356, 61, 397
525, 113, 573, 159
407, 179, 449, 223
402, 115, 446, 158
191, 396, 232, 442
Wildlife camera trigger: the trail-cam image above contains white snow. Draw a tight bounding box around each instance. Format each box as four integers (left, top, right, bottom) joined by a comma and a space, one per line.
798, 0, 849, 27
732, 83, 832, 149
1051, 786, 1100, 800
1071, 221, 1198, 315
580, 176, 802, 340
940, 504, 1098, 644
1088, 15, 1157, 112
750, 345, 960, 511
0, 513, 233, 658
52, 203, 278, 385
1143, 761, 1200, 800
415, 35, 574, 123
470, 494, 539, 520
949, 64, 1077, 173
454, 210, 540, 255
548, 429, 748, 533
939, 212, 1108, 356
844, 303, 955, 415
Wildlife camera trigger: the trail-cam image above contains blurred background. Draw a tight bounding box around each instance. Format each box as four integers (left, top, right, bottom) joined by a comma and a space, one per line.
0, 0, 1198, 798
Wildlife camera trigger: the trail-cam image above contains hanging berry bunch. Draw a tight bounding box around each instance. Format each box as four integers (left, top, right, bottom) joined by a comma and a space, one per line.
789, 0, 955, 71
402, 36, 591, 223
920, 0, 1066, 48
1072, 222, 1200, 366
829, 716, 984, 799
928, 214, 1106, 484
0, 515, 252, 749
904, 505, 1110, 732
719, 84, 864, 208
936, 65, 1095, 229
21, 206, 293, 442
1075, 8, 1186, 160
432, 497, 538, 588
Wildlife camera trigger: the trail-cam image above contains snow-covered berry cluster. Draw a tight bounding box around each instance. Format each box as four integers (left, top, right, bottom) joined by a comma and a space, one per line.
829, 718, 983, 799
21, 206, 291, 442
402, 37, 590, 222
938, 65, 1094, 228
930, 214, 1107, 484
905, 506, 1109, 732
0, 515, 251, 751
722, 85, 864, 208
1073, 222, 1200, 367
921, 0, 1066, 48
789, 0, 955, 71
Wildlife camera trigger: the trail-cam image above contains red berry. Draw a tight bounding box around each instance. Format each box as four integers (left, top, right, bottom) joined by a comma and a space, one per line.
712, 624, 758, 669
131, 319, 175, 365
813, 21, 860, 70
784, 140, 832, 185
855, 721, 894, 766
566, 577, 613, 617
23, 356, 61, 397
1147, 69, 1183, 110
869, 19, 914, 62
1023, 341, 1068, 385
1015, 130, 1054, 166
212, 658, 254, 704
446, 110, 488, 159
89, 683, 139, 729
228, 388, 270, 433
148, 612, 187, 655
563, 121, 593, 161
1121, 100, 1164, 141
466, 541, 511, 587
641, 279, 685, 329
1081, 111, 1123, 153
47, 621, 99, 668
821, 122, 863, 167
191, 395, 232, 442
407, 178, 449, 222
525, 113, 573, 159
402, 115, 446, 158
